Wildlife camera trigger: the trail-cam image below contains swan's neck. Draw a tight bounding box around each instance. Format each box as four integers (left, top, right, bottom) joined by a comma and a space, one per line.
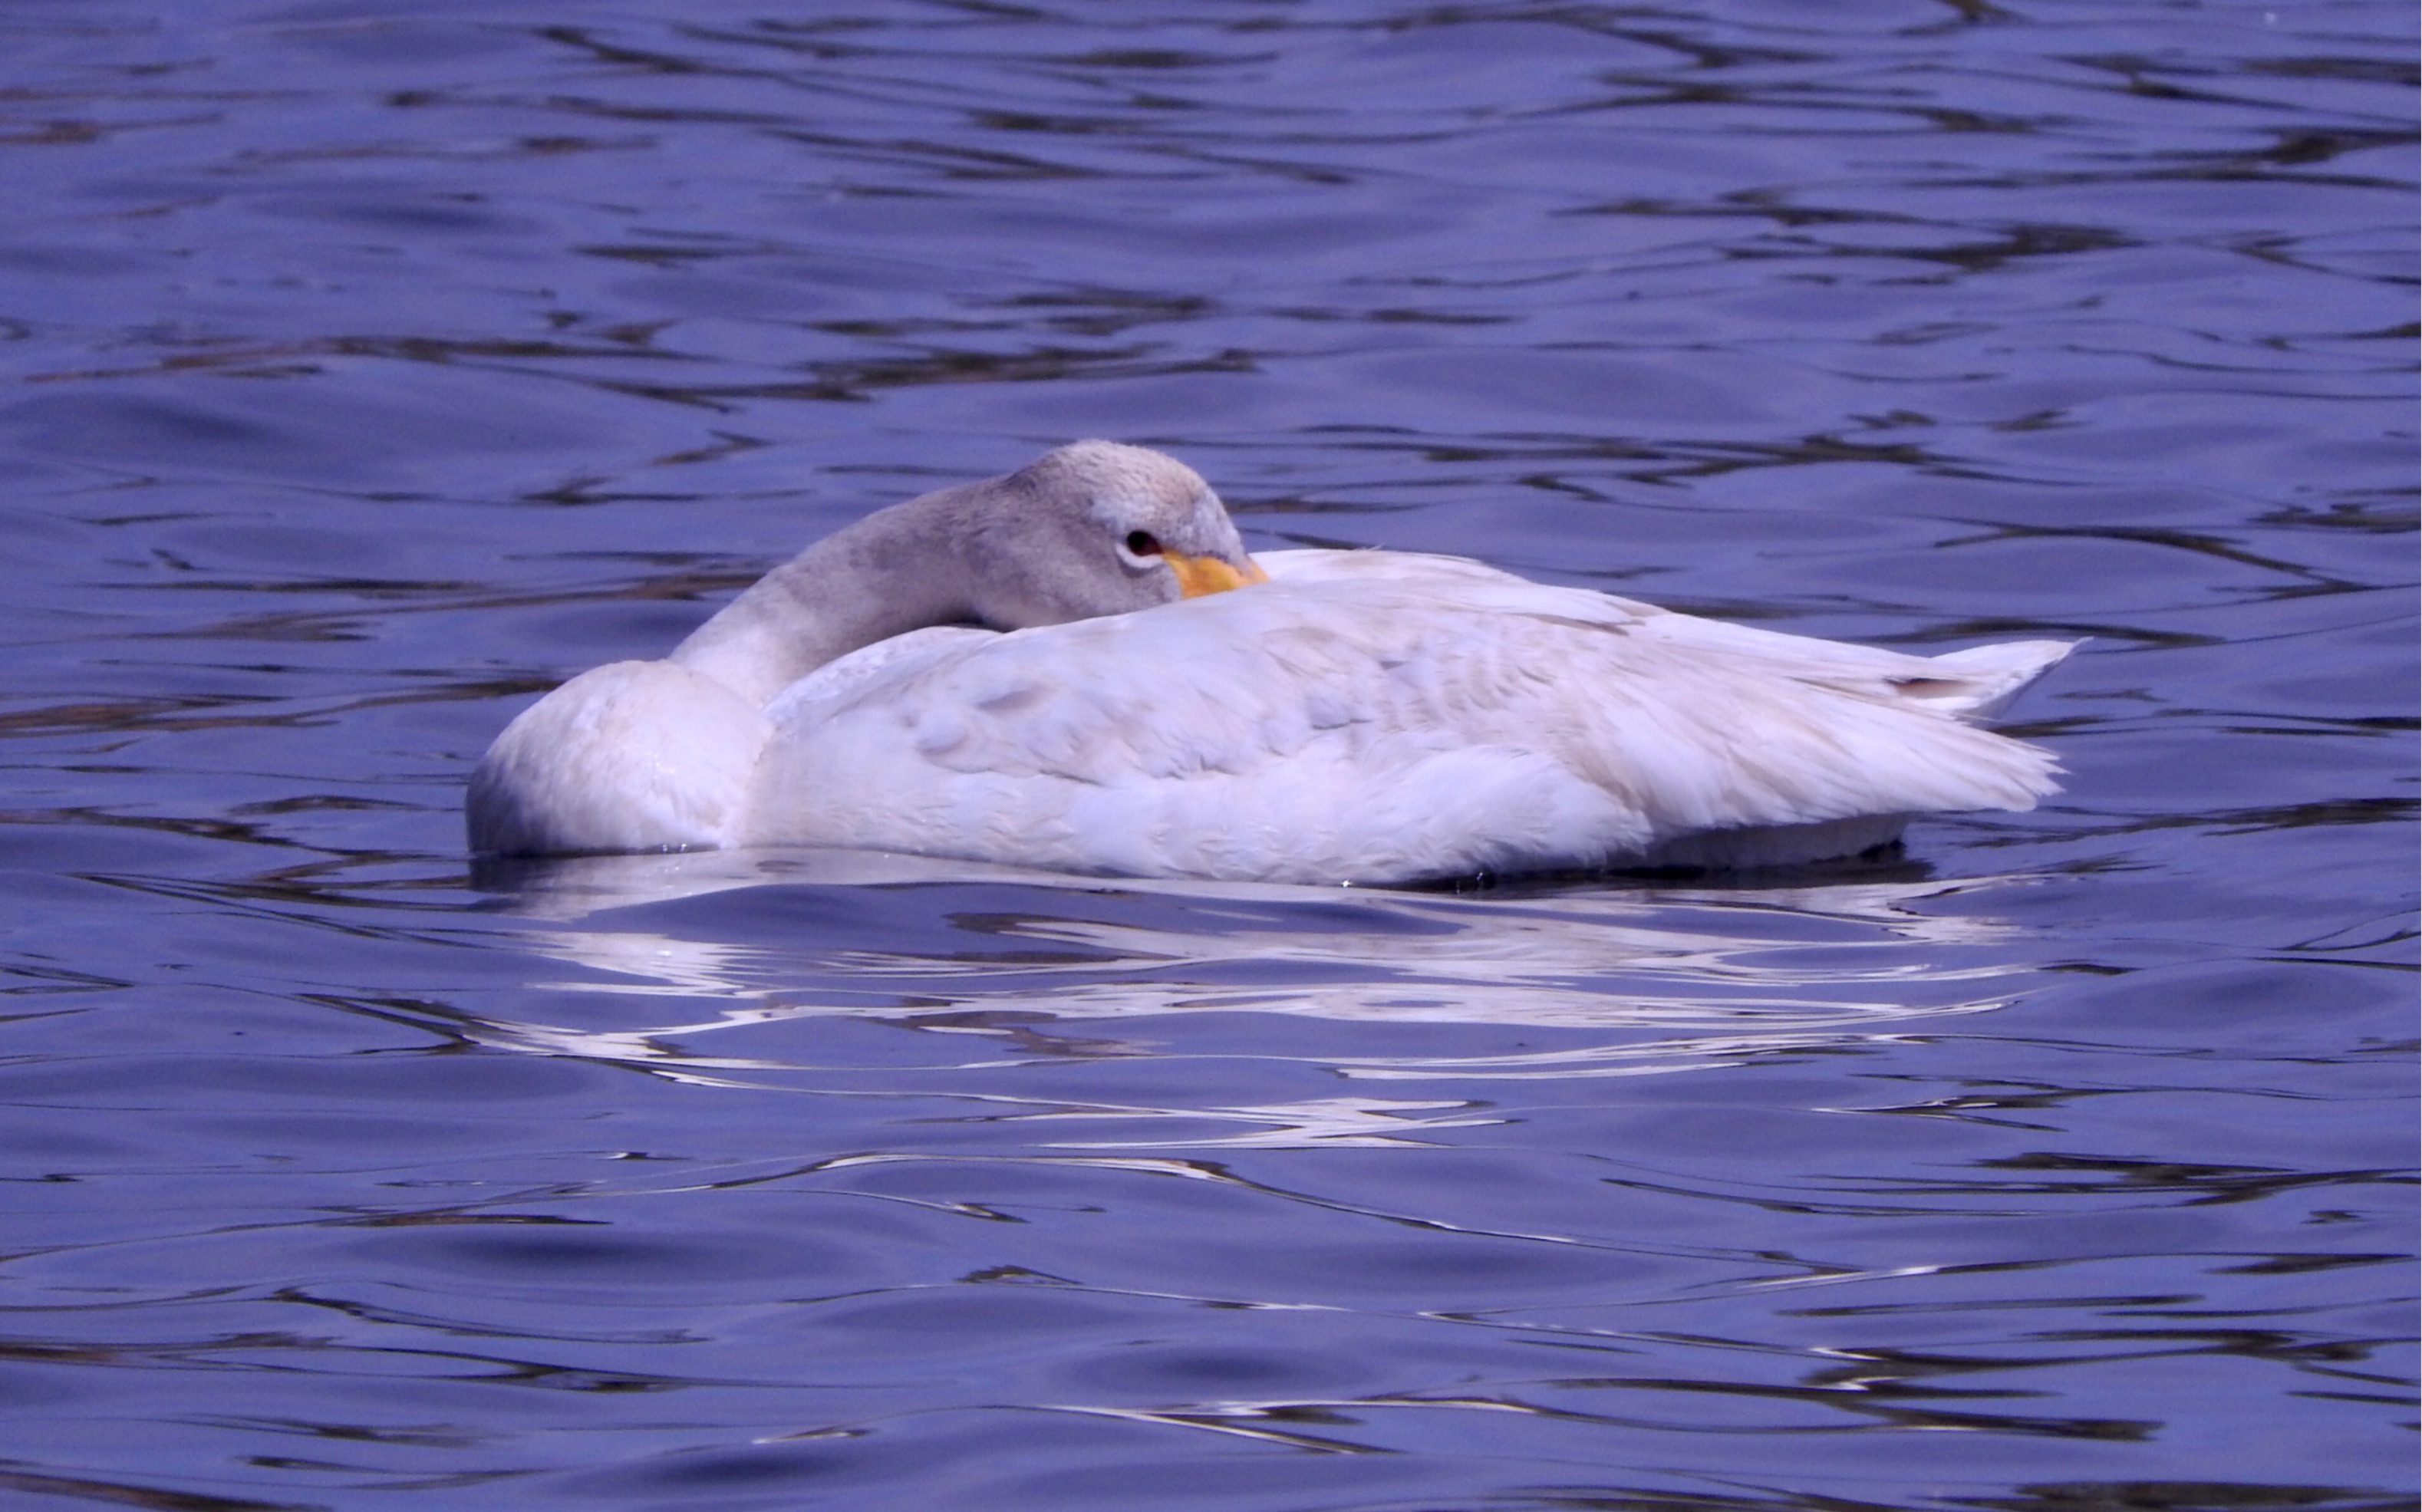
670, 492, 982, 706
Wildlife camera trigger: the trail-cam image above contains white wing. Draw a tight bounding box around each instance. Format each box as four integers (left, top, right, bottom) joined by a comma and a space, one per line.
1266, 550, 2074, 716
746, 551, 2068, 883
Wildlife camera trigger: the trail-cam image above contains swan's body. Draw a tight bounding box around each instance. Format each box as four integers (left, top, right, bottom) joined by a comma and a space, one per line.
470, 443, 2071, 884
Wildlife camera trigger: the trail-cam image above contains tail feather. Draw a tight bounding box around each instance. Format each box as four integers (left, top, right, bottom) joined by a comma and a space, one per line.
1904, 640, 2080, 719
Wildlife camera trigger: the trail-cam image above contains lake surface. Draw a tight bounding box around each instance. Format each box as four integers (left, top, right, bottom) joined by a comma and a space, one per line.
0, 2, 2414, 1508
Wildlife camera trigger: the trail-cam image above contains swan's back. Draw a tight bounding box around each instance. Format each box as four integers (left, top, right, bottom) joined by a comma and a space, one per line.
746, 550, 2070, 883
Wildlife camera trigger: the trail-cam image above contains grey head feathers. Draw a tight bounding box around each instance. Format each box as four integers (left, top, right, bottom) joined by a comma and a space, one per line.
957, 440, 1252, 628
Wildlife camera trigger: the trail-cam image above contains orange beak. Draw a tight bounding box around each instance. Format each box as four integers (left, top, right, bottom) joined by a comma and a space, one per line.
1165, 550, 1270, 598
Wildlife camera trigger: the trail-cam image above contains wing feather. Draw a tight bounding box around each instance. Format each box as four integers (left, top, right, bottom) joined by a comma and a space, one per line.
746, 562, 2065, 883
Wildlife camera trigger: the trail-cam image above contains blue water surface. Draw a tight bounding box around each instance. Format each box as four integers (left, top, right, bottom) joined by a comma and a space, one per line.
0, 2, 2414, 1508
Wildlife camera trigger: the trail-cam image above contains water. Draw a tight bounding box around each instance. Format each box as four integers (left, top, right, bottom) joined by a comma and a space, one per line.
0, 2, 2414, 1507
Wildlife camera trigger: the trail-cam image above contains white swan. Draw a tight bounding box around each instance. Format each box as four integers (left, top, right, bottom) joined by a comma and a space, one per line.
469, 441, 2072, 884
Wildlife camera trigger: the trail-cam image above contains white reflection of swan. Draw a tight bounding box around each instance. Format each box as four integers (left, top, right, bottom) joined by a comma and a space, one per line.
456, 847, 2050, 1099
1007, 1097, 1504, 1150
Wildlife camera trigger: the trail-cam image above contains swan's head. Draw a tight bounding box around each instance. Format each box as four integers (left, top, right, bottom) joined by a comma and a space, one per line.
968, 440, 1267, 628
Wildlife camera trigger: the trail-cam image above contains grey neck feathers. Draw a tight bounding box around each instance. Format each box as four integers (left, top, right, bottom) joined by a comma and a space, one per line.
669, 486, 992, 707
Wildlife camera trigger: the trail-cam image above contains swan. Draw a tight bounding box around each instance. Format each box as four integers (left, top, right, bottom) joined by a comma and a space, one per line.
468, 440, 2072, 883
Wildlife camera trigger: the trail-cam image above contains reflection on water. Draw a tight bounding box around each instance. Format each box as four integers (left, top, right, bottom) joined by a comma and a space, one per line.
468, 851, 2041, 1076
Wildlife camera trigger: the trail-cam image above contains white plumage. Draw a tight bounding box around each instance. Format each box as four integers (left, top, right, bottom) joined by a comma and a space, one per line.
469, 443, 2071, 884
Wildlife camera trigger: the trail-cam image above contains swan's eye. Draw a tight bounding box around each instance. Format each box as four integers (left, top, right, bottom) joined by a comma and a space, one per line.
1124, 530, 1163, 558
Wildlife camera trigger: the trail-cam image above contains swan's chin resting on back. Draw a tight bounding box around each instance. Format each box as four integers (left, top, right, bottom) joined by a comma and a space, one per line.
467, 441, 2074, 886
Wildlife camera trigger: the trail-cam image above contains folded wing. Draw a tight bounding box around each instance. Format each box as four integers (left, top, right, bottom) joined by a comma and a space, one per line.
747, 550, 2069, 883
